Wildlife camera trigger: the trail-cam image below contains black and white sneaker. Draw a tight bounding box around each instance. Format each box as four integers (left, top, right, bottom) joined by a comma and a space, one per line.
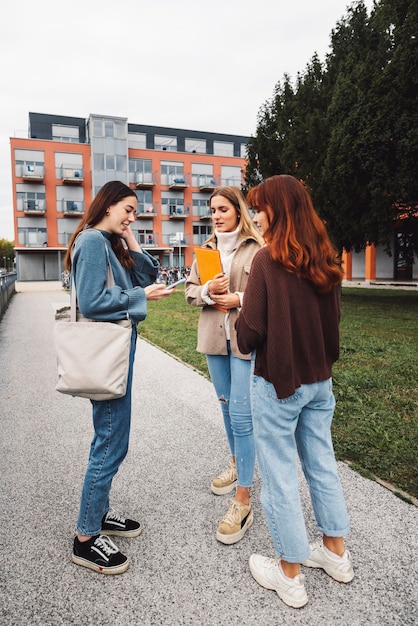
72, 534, 129, 575
101, 510, 143, 538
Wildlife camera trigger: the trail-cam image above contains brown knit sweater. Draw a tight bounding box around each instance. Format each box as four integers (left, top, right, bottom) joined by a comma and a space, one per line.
236, 246, 341, 399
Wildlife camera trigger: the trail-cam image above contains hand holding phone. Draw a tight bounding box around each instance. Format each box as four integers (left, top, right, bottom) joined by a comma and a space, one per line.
165, 277, 186, 290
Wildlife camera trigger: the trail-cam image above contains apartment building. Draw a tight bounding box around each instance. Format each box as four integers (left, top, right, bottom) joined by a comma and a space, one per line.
10, 112, 249, 281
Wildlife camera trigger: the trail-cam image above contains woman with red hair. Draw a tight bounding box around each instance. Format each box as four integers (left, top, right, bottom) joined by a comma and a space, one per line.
236, 175, 354, 608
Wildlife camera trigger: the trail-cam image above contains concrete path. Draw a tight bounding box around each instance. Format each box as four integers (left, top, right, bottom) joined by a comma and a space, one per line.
0, 284, 417, 625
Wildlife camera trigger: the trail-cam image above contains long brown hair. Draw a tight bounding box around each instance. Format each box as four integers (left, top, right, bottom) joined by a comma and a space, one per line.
204, 186, 264, 247
247, 175, 343, 293
64, 181, 137, 272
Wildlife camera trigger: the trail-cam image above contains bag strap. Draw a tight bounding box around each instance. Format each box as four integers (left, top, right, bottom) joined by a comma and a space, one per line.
70, 231, 115, 323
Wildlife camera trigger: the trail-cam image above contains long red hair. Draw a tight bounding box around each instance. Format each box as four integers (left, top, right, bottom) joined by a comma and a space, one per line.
247, 175, 343, 293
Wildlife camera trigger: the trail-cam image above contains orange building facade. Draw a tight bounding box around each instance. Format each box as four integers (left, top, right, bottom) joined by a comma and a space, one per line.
10, 112, 249, 281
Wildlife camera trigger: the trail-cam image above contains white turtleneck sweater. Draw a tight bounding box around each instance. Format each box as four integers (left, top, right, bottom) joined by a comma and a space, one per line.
201, 227, 243, 340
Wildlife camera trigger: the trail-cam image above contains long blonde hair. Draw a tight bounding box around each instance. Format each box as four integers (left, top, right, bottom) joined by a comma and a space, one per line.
204, 186, 264, 246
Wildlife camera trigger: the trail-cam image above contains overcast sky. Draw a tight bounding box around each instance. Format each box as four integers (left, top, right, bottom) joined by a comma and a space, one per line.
0, 0, 373, 240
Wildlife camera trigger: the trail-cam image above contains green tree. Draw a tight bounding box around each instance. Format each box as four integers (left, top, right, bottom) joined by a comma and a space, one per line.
245, 0, 418, 255
0, 239, 15, 271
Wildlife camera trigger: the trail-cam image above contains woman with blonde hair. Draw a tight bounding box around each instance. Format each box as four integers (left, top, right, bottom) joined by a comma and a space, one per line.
186, 186, 264, 544
236, 175, 353, 608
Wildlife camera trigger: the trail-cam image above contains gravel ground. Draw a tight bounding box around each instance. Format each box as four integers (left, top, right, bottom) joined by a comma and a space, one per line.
1, 284, 417, 626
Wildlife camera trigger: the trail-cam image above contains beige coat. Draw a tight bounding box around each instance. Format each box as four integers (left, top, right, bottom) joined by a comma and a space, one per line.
185, 237, 262, 359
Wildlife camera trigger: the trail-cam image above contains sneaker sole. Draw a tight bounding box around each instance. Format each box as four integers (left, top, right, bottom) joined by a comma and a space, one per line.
303, 558, 354, 583
71, 554, 130, 575
100, 527, 143, 538
210, 480, 237, 495
249, 556, 308, 609
216, 509, 254, 545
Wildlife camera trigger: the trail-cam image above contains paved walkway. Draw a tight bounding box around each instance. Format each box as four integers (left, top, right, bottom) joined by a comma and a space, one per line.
1, 284, 417, 626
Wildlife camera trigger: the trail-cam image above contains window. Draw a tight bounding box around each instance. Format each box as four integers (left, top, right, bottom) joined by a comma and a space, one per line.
192, 197, 210, 218
52, 125, 80, 143
192, 163, 214, 187
136, 190, 153, 214
185, 138, 206, 154
131, 158, 152, 175
161, 161, 184, 186
155, 135, 177, 151
106, 155, 115, 170
221, 165, 242, 187
128, 133, 147, 149
93, 120, 103, 136
193, 223, 211, 245
214, 141, 234, 157
161, 193, 185, 216
17, 190, 46, 212
240, 143, 247, 158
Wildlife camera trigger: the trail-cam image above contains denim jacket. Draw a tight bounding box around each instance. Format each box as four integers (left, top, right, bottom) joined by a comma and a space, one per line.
71, 229, 159, 324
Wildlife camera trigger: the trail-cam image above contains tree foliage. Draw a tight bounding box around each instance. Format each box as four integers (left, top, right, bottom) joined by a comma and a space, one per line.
0, 238, 14, 268
245, 0, 418, 254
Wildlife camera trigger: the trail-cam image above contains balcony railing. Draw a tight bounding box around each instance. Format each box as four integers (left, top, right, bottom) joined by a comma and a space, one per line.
61, 165, 84, 183
168, 174, 190, 190
165, 233, 190, 246
135, 232, 160, 247
196, 205, 211, 220
21, 163, 45, 181
62, 200, 84, 216
58, 232, 73, 245
18, 230, 48, 247
23, 200, 46, 215
197, 174, 217, 192
136, 203, 158, 218
135, 171, 158, 188
169, 204, 190, 219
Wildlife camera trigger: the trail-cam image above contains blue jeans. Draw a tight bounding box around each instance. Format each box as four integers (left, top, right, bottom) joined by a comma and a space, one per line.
76, 328, 137, 536
251, 373, 350, 563
206, 343, 255, 488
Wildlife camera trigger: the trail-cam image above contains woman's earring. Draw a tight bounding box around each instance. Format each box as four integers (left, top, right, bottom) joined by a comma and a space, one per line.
105, 209, 110, 216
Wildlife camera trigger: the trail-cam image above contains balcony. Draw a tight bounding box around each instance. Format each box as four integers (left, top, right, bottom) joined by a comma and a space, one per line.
135, 232, 160, 247
169, 204, 190, 219
23, 200, 46, 215
168, 174, 189, 190
198, 206, 212, 221
136, 171, 158, 188
22, 164, 44, 182
61, 165, 84, 184
62, 200, 84, 216
136, 203, 158, 218
197, 174, 217, 192
167, 233, 190, 247
18, 229, 48, 247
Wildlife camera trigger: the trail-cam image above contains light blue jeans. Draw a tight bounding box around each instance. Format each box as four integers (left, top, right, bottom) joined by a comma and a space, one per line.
251, 372, 350, 563
76, 328, 137, 536
206, 342, 255, 488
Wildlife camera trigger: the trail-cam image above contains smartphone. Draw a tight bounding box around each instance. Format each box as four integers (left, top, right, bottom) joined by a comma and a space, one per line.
165, 277, 186, 290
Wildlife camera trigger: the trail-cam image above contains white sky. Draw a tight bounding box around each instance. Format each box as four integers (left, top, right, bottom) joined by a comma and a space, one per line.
0, 0, 373, 240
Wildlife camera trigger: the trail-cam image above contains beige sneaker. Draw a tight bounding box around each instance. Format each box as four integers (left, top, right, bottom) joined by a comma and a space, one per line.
211, 459, 237, 495
216, 499, 253, 544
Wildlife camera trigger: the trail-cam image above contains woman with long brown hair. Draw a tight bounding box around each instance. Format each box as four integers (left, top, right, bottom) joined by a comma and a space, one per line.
236, 175, 354, 608
66, 181, 172, 575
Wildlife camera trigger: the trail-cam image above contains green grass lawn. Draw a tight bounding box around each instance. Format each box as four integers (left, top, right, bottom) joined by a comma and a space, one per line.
138, 286, 418, 501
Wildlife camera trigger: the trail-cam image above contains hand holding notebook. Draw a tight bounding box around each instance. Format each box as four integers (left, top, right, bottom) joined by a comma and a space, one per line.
194, 248, 228, 312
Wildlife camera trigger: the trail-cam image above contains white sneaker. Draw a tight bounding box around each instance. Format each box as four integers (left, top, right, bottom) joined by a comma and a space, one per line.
302, 543, 354, 583
249, 554, 308, 608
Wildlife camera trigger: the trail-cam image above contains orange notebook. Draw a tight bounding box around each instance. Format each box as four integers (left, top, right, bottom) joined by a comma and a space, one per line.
194, 248, 228, 312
